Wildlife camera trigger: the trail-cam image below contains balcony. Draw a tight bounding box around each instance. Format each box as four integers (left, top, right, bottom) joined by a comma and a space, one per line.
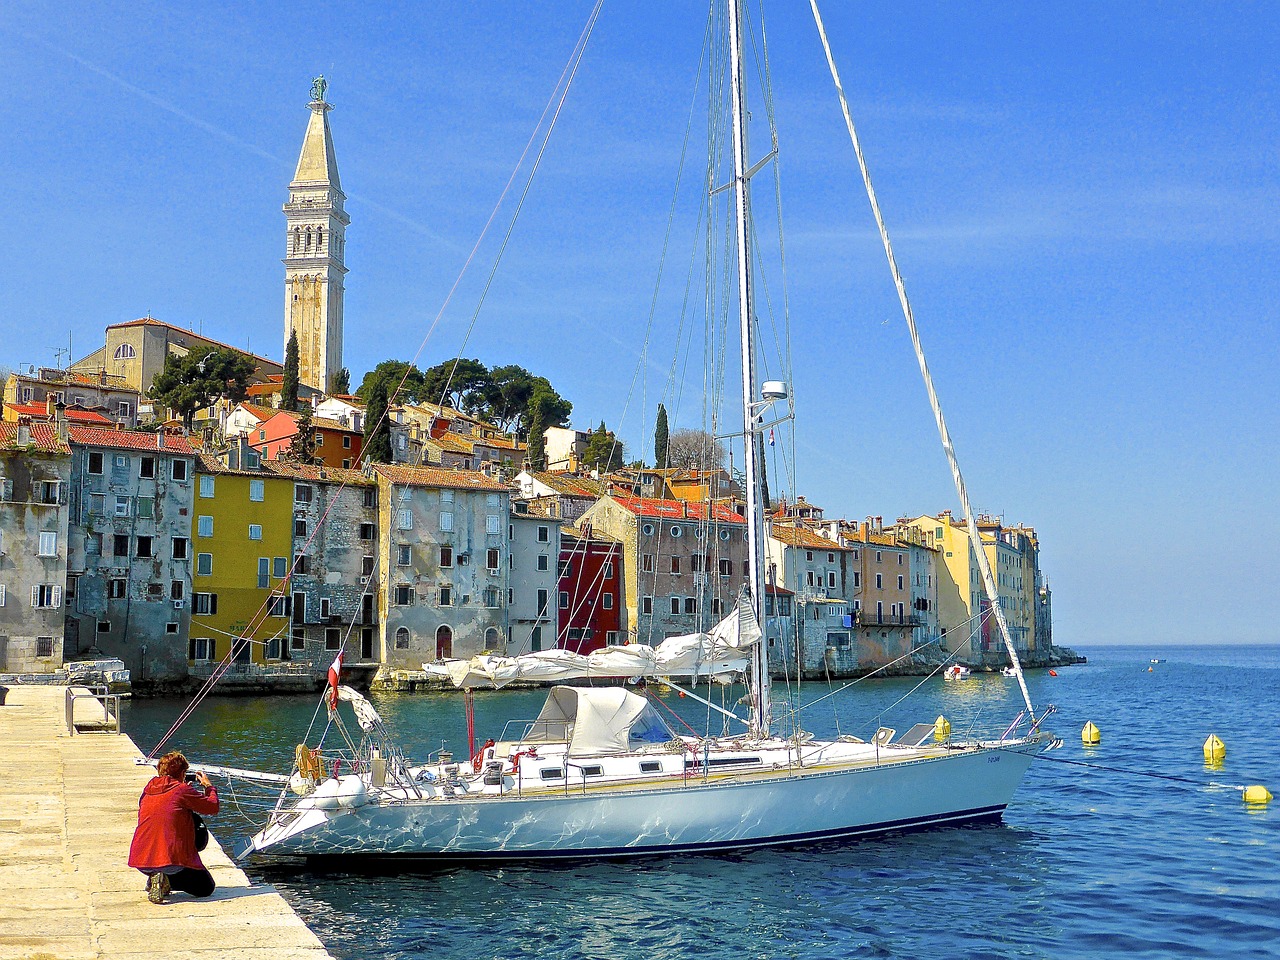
855, 610, 923, 628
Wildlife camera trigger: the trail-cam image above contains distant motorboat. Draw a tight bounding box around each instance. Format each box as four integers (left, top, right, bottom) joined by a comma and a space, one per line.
1001, 666, 1019, 678
1150, 659, 1166, 664
944, 665, 972, 682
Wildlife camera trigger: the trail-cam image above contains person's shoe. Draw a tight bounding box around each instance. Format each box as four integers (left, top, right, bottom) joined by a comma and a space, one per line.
146, 872, 170, 904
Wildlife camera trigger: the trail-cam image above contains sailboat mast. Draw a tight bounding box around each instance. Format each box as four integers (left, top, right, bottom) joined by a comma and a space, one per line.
726, 0, 770, 738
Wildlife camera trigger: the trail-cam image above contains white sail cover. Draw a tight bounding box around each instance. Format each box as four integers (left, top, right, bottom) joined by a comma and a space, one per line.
425, 594, 762, 689
531, 687, 670, 756
336, 684, 383, 732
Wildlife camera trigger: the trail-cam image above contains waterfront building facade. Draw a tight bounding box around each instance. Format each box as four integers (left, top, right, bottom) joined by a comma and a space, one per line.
506, 507, 560, 655
579, 496, 747, 645
557, 523, 622, 653
374, 464, 509, 668
0, 422, 71, 673
66, 427, 197, 680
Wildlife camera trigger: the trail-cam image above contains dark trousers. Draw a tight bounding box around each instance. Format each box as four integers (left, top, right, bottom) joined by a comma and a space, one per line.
169, 867, 216, 898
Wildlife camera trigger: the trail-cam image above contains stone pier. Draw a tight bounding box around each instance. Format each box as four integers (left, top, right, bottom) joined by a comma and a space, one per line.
0, 685, 332, 960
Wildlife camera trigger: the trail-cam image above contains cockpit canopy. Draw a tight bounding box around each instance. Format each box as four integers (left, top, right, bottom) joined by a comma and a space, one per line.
524, 686, 674, 757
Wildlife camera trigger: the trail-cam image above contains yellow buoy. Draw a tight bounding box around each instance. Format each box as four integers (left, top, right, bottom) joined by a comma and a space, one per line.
1203, 734, 1226, 763
1081, 721, 1101, 746
1243, 785, 1272, 805
934, 715, 951, 741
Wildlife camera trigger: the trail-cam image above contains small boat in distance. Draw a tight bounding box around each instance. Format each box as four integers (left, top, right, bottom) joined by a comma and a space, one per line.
944, 665, 972, 682
1002, 666, 1019, 678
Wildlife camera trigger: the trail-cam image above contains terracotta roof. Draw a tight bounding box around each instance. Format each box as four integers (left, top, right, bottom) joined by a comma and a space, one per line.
770, 525, 848, 551
233, 402, 278, 422
528, 471, 605, 498
4, 403, 113, 425
427, 432, 476, 454
67, 425, 197, 454
611, 496, 745, 524
196, 453, 373, 485
373, 463, 509, 492
0, 422, 71, 454
105, 317, 281, 369
766, 584, 795, 596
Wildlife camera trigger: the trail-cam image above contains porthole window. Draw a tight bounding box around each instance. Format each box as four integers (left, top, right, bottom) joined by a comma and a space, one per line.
720, 530, 730, 542
642, 523, 655, 536
694, 527, 704, 539
670, 526, 682, 538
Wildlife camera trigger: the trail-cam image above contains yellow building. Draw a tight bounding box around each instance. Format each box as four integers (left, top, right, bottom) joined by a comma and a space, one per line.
189, 456, 295, 668
904, 512, 984, 658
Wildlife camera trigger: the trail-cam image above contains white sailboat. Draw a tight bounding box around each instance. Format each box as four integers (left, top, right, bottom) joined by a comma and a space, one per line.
232, 0, 1059, 862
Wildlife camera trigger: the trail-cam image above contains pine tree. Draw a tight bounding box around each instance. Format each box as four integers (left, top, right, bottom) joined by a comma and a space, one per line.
654, 403, 669, 469
282, 331, 300, 411
332, 367, 350, 395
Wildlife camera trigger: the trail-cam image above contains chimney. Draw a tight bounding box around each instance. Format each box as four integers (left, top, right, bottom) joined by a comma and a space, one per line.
54, 400, 69, 443
16, 419, 31, 446
99, 369, 107, 385
45, 396, 56, 418
157, 431, 165, 450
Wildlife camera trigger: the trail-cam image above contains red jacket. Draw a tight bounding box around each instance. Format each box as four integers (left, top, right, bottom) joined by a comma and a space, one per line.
127, 776, 220, 871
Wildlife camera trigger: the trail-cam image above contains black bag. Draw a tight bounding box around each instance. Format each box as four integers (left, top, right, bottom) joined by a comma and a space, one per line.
192, 812, 209, 852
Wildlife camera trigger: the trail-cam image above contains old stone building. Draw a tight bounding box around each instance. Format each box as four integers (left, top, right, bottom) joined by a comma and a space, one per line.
506, 505, 560, 655
65, 426, 197, 682
0, 422, 71, 673
578, 495, 747, 645
373, 464, 509, 669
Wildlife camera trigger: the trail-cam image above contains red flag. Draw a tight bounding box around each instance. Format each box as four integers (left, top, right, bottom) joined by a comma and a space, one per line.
327, 650, 343, 709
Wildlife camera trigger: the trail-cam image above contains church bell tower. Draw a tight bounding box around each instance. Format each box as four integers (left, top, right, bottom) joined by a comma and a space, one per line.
284, 76, 348, 393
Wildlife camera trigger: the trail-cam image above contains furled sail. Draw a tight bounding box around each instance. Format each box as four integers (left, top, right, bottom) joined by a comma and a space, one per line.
425, 594, 762, 689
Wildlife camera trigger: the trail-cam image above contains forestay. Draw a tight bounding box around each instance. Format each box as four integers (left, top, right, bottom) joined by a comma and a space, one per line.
425, 594, 762, 689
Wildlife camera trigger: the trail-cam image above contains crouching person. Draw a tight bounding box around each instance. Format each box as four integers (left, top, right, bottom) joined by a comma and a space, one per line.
128, 750, 220, 904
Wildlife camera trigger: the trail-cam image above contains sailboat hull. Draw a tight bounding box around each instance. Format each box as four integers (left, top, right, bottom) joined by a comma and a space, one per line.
247, 740, 1041, 861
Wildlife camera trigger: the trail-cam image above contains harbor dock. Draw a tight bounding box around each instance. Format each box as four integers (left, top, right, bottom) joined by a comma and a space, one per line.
0, 685, 332, 960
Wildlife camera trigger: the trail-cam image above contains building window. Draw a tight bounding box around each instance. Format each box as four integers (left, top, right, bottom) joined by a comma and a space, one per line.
440, 489, 454, 503
898, 575, 904, 590
194, 553, 211, 576
293, 553, 309, 575
439, 512, 453, 532
898, 554, 904, 566
712, 598, 722, 616
32, 584, 63, 608
192, 593, 217, 615
719, 558, 732, 577
136, 536, 153, 559
87, 450, 104, 474
439, 545, 453, 568
484, 586, 499, 608
397, 544, 412, 566
535, 554, 549, 572
537, 525, 549, 543
531, 625, 543, 652
199, 475, 215, 498
97, 620, 111, 633
273, 556, 287, 578
876, 551, 882, 563
558, 559, 571, 577
691, 554, 703, 573
537, 588, 548, 615
295, 518, 308, 538
487, 548, 500, 571
559, 591, 569, 609
439, 585, 452, 606
395, 626, 410, 649
360, 522, 375, 540
325, 628, 341, 651
197, 515, 213, 537
267, 596, 291, 618
320, 597, 331, 619
853, 572, 861, 588
670, 597, 680, 615
876, 574, 883, 589
603, 593, 613, 610
250, 479, 265, 502
486, 514, 500, 534
670, 556, 681, 574
246, 524, 262, 541
37, 531, 57, 557
603, 561, 614, 578
88, 492, 105, 515
114, 495, 131, 517
137, 497, 154, 519
172, 537, 191, 561
642, 554, 655, 573
394, 584, 414, 606
171, 580, 184, 600
139, 456, 155, 479
343, 435, 352, 449
828, 571, 837, 589
172, 459, 188, 481
189, 637, 214, 661
805, 551, 813, 562
642, 596, 653, 614
113, 343, 136, 360
113, 534, 129, 556
683, 597, 696, 614
295, 484, 312, 504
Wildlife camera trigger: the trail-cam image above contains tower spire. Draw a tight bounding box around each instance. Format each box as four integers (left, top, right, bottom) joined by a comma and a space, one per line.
283, 76, 348, 393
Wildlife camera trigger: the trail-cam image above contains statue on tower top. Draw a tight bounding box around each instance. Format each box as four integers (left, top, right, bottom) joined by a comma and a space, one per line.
310, 75, 328, 103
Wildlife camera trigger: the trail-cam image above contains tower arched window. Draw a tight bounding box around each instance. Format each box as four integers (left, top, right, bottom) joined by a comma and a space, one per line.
316, 226, 323, 251
112, 344, 136, 361
305, 227, 312, 251
292, 227, 301, 253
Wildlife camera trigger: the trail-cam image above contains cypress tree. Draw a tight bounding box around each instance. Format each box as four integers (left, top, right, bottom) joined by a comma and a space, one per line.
654, 403, 669, 469
282, 330, 300, 411
526, 404, 546, 471
362, 377, 392, 464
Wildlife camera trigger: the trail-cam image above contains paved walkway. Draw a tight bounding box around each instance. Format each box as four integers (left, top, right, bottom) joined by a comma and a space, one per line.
0, 685, 332, 960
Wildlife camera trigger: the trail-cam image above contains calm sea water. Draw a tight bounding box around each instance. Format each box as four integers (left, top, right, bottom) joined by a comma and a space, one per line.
125, 645, 1279, 960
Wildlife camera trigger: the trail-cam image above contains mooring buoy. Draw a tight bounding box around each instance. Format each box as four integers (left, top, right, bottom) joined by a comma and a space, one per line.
1203, 734, 1226, 763
1081, 721, 1101, 746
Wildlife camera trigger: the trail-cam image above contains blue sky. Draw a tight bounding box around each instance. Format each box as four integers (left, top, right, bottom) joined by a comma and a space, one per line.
1, 2, 1277, 645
